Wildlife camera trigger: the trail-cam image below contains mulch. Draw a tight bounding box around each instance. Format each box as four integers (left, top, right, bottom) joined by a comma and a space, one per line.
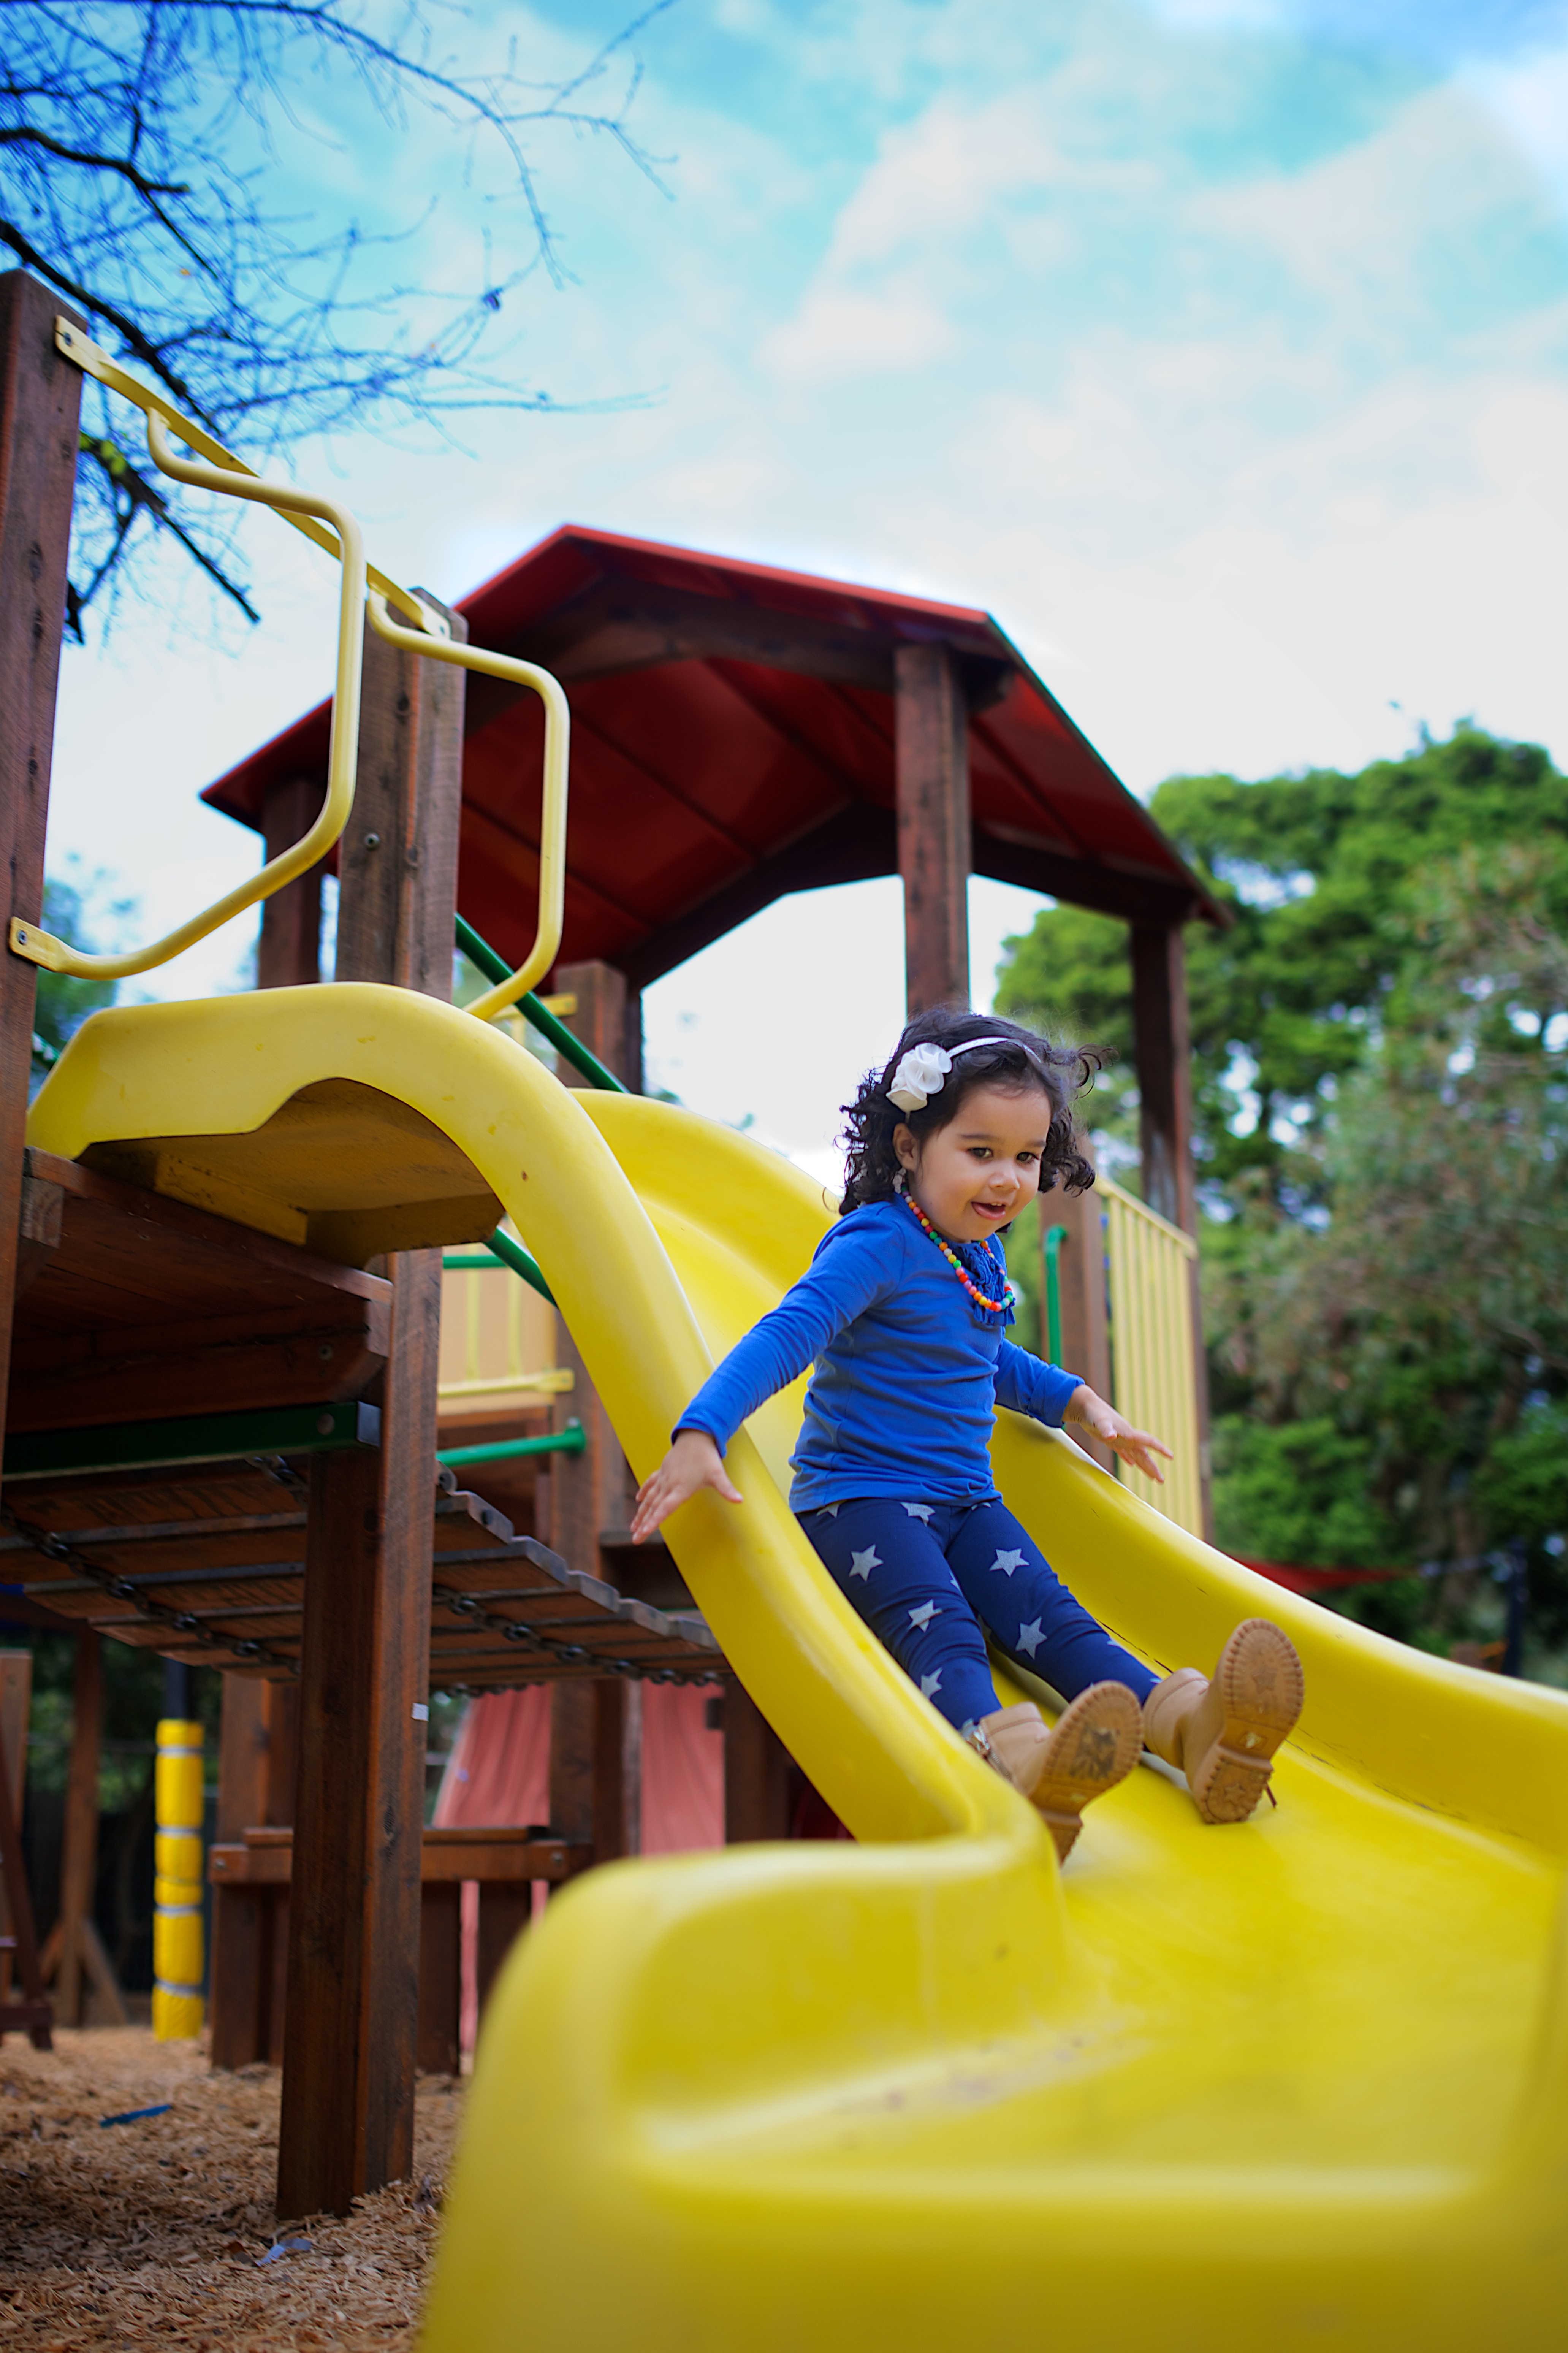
0, 2027, 465, 2349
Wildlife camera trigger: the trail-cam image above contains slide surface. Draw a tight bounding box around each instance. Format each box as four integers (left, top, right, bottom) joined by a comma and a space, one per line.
29, 987, 1568, 2352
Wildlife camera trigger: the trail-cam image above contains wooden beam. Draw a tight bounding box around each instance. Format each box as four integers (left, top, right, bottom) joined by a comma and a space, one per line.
464, 575, 1011, 714
258, 777, 325, 989
613, 802, 893, 994
0, 272, 83, 1462
895, 645, 971, 1016
279, 589, 464, 2217
1129, 921, 1212, 1537
972, 823, 1202, 929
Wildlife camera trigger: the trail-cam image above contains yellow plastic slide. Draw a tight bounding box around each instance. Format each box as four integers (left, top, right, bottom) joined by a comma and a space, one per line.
28, 986, 1568, 2351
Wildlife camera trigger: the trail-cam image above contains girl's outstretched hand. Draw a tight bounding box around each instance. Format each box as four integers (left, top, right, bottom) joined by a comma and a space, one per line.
1065, 1383, 1174, 1484
630, 1429, 743, 1543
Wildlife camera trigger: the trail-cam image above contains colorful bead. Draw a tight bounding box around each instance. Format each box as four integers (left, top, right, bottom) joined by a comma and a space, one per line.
901, 1190, 1015, 1316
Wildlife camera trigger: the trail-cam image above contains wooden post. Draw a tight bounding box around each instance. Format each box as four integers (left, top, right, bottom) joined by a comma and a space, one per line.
724, 1684, 793, 1843
475, 1884, 531, 2022
895, 644, 971, 1016
0, 274, 82, 1453
622, 985, 645, 1096
216, 1678, 270, 1843
417, 1883, 461, 2076
55, 1631, 101, 2026
1129, 921, 1212, 1536
592, 1680, 640, 1863
1129, 923, 1196, 1234
539, 961, 642, 1858
277, 591, 465, 2217
0, 1653, 28, 1992
257, 777, 324, 989
211, 1676, 297, 2068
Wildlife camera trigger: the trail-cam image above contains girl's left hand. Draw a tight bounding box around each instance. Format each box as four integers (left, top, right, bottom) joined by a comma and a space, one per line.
1064, 1384, 1174, 1483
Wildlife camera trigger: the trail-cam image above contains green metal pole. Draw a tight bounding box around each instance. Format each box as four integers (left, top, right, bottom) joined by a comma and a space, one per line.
443, 1230, 555, 1306
436, 1421, 587, 1469
1043, 1224, 1066, 1367
455, 911, 626, 1094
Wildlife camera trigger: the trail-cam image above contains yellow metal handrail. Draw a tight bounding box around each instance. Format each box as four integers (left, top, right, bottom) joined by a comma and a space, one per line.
1099, 1174, 1205, 1540
11, 407, 369, 983
10, 321, 570, 1019
367, 595, 570, 1017
50, 323, 433, 627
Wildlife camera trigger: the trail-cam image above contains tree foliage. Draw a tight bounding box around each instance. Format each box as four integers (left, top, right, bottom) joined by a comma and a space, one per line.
996, 725, 1568, 1203
0, 1, 673, 632
995, 726, 1568, 1672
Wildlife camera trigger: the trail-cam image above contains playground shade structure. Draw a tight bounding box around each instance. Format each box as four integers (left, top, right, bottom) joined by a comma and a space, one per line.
26, 983, 1568, 2353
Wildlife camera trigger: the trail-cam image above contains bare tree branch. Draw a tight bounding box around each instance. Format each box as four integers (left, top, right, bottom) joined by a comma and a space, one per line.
0, 0, 678, 629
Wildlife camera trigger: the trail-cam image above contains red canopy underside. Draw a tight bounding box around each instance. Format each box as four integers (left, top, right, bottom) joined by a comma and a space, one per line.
203, 526, 1220, 986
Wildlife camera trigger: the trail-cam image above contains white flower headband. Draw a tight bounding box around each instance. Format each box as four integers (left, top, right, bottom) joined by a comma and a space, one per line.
887, 1036, 1018, 1114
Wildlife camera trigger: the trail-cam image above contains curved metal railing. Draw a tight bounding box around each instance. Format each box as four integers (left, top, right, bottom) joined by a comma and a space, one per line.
9, 319, 568, 1023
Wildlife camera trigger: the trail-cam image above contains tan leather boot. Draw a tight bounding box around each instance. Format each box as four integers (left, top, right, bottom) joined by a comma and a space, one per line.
968, 1684, 1144, 1863
1141, 1619, 1304, 1824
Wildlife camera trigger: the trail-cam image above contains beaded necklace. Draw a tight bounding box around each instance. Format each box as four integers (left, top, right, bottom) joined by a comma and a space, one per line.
900, 1189, 1015, 1317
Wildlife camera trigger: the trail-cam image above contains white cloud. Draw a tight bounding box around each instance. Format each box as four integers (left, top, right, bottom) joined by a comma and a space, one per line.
37, 0, 1568, 1164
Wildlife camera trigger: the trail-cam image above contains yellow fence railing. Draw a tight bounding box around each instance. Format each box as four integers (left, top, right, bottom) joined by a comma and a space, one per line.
437, 1245, 570, 1423
1098, 1176, 1205, 1540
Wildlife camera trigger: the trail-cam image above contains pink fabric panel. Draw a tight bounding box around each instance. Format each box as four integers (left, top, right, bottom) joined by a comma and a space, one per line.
640, 1684, 724, 1854
434, 1686, 551, 1829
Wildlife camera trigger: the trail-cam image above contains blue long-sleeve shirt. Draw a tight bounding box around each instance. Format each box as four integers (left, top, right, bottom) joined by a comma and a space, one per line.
676, 1199, 1082, 1510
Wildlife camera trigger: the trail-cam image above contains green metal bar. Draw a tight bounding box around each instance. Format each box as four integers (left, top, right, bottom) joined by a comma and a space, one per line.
437, 1421, 586, 1469
455, 912, 626, 1094
442, 1229, 555, 1305
3, 1399, 380, 1482
1043, 1223, 1066, 1367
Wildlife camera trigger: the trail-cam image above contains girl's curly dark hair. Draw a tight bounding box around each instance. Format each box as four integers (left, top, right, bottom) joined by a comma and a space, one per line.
839, 1007, 1103, 1217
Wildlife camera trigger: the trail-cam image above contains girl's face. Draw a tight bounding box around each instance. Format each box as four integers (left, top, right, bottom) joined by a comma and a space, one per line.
893, 1081, 1054, 1244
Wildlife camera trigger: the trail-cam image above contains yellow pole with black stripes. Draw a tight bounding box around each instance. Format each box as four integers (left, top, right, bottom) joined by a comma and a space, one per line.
153, 1716, 205, 2039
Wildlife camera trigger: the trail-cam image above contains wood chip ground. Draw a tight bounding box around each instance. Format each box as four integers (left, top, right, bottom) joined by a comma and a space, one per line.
0, 2028, 465, 2348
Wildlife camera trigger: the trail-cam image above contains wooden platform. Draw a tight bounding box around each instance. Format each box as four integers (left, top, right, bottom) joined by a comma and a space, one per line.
0, 1459, 719, 1688
13, 1147, 392, 1431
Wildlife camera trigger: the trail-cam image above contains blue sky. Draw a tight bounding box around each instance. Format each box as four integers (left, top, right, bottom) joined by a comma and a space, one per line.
44, 0, 1568, 1175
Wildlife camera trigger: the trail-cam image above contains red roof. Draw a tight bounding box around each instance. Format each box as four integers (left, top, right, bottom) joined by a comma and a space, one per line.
203, 525, 1220, 985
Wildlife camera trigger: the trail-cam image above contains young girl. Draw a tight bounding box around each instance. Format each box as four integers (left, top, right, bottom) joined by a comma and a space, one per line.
630, 1009, 1304, 1860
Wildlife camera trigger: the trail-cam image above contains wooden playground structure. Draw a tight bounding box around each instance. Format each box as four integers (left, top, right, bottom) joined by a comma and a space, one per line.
0, 264, 1216, 2222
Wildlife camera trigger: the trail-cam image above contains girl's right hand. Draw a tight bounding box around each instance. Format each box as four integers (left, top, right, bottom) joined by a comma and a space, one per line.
630, 1429, 743, 1544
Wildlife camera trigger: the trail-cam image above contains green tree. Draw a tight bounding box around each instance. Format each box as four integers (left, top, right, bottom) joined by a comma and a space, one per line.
997, 724, 1568, 1205
995, 727, 1568, 1674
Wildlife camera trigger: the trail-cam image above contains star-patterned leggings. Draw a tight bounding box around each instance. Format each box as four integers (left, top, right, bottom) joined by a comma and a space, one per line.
799, 1496, 1158, 1736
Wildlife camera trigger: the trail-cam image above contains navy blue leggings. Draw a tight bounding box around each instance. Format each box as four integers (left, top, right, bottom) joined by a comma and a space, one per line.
800, 1496, 1157, 1736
